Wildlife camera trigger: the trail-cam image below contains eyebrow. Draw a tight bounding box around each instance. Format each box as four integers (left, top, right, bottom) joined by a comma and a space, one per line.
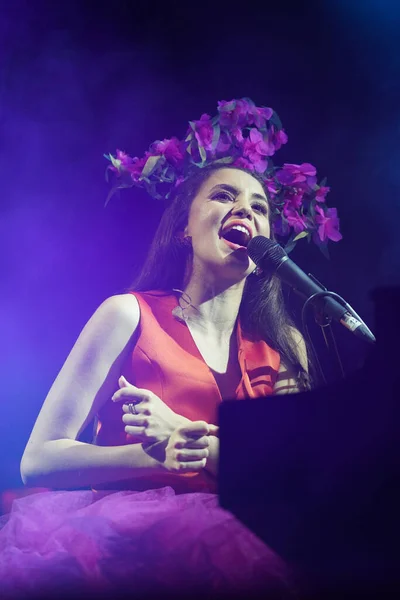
209, 183, 269, 207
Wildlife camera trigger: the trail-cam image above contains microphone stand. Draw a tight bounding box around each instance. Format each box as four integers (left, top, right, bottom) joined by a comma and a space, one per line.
300, 282, 349, 385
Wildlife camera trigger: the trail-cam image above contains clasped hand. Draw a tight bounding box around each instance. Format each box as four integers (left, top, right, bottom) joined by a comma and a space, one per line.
112, 376, 189, 444
112, 376, 219, 473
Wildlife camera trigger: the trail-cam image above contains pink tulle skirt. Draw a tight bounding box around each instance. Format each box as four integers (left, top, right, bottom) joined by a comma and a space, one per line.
0, 487, 294, 599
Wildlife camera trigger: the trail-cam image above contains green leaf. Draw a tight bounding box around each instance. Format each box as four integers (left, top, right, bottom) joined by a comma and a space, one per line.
283, 235, 296, 254
269, 111, 283, 130
293, 231, 309, 242
319, 243, 330, 260
198, 144, 206, 163
211, 156, 234, 165
211, 123, 221, 152
104, 181, 132, 207
140, 155, 163, 179
104, 187, 118, 207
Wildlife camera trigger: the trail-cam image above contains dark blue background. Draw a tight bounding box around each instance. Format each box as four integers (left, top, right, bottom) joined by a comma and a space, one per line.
1, 0, 399, 491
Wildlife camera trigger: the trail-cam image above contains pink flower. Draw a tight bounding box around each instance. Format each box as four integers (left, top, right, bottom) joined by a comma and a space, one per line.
270, 126, 288, 151
283, 205, 307, 234
192, 113, 214, 151
283, 209, 307, 235
217, 99, 272, 129
174, 175, 185, 188
315, 185, 330, 202
215, 131, 232, 155
116, 149, 134, 167
315, 206, 342, 242
126, 155, 148, 182
231, 126, 244, 143
265, 177, 279, 196
253, 106, 273, 127
218, 99, 250, 128
232, 157, 255, 172
276, 163, 317, 185
153, 137, 185, 166
284, 191, 304, 211
217, 99, 238, 127
243, 128, 273, 173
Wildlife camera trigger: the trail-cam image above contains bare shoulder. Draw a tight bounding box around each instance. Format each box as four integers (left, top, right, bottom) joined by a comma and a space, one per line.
91, 292, 140, 329
76, 292, 141, 358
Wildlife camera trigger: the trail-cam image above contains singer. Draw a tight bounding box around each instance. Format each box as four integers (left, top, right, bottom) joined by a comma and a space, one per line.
0, 99, 342, 597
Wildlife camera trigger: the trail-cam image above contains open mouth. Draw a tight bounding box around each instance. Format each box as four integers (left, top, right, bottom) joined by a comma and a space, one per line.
220, 225, 251, 250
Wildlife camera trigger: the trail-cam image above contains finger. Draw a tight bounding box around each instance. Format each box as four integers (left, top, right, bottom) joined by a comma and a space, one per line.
124, 425, 154, 440
208, 425, 219, 437
122, 413, 148, 426
179, 420, 210, 439
118, 375, 131, 388
175, 458, 207, 472
122, 403, 144, 415
176, 448, 209, 462
184, 436, 210, 449
112, 387, 150, 403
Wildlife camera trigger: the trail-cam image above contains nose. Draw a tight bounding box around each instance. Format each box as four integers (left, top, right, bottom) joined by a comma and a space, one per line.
231, 201, 253, 220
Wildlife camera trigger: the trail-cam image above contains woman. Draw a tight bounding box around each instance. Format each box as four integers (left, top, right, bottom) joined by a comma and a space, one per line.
1, 98, 341, 598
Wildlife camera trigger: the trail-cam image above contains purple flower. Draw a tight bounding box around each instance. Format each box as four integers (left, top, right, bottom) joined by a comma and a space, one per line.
174, 175, 185, 188
270, 126, 288, 151
192, 113, 215, 151
215, 131, 232, 156
251, 106, 273, 129
153, 137, 185, 167
232, 157, 255, 172
127, 155, 148, 182
243, 128, 273, 173
284, 191, 303, 211
116, 149, 134, 167
315, 185, 331, 202
218, 99, 252, 128
231, 126, 244, 143
265, 177, 279, 196
276, 163, 317, 186
107, 149, 135, 174
283, 205, 307, 234
217, 99, 238, 127
218, 98, 272, 130
315, 206, 342, 242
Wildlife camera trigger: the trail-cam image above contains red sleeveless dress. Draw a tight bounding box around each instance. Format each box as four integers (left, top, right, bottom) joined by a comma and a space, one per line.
95, 291, 281, 493
0, 292, 294, 598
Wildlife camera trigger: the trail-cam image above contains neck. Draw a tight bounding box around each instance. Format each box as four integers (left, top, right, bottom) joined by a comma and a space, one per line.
178, 269, 246, 339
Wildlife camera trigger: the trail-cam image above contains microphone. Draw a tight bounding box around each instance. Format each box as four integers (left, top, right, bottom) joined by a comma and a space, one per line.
247, 236, 376, 344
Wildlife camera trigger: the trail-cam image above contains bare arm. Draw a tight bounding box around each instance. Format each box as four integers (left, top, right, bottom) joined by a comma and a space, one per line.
21, 294, 165, 489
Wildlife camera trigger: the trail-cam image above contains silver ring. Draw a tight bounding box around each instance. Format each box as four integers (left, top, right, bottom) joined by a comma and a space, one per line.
128, 403, 138, 415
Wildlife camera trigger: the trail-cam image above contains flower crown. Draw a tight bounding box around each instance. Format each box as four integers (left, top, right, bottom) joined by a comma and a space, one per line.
105, 97, 342, 254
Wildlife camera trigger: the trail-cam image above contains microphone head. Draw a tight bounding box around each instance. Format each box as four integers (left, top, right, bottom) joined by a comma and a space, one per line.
247, 236, 287, 270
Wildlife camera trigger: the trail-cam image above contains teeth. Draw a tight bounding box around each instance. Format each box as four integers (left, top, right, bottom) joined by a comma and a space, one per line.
224, 224, 250, 237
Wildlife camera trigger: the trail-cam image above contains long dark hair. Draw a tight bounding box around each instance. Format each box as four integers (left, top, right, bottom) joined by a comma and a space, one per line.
131, 164, 311, 389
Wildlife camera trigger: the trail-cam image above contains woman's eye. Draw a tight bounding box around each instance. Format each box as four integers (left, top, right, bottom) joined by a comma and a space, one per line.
212, 192, 234, 202
252, 202, 268, 215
